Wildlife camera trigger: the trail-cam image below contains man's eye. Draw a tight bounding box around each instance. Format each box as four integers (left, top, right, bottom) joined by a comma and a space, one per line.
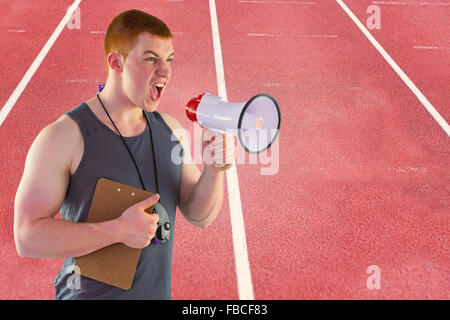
146, 57, 157, 62
167, 59, 174, 63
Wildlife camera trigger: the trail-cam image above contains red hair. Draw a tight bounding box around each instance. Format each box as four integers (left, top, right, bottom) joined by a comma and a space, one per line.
104, 10, 172, 74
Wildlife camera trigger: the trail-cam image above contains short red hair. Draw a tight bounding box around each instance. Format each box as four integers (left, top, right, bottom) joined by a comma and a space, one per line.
104, 10, 172, 73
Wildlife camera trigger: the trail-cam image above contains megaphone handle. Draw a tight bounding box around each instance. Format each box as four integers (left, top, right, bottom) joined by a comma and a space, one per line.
205, 128, 233, 171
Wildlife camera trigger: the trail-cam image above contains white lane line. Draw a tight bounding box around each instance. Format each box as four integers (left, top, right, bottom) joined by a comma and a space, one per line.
65, 79, 89, 83
372, 1, 450, 6
0, 0, 83, 128
413, 46, 450, 50
336, 0, 450, 137
209, 0, 255, 300
247, 33, 287, 37
263, 82, 297, 87
247, 33, 338, 38
311, 34, 339, 38
89, 30, 182, 35
239, 0, 316, 4
7, 29, 27, 33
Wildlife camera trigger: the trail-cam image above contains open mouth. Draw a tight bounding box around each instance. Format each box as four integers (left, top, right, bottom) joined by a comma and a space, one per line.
151, 82, 165, 101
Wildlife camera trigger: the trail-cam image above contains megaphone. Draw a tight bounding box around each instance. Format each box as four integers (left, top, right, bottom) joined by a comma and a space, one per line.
185, 92, 281, 156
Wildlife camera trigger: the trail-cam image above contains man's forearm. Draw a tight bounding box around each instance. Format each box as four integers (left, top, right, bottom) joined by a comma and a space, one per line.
16, 217, 122, 259
182, 164, 225, 227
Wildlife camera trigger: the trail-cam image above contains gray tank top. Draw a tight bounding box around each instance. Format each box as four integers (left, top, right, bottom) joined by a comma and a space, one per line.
53, 102, 184, 299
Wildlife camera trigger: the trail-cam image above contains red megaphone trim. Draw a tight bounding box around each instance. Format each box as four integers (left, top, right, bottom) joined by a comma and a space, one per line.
185, 93, 206, 122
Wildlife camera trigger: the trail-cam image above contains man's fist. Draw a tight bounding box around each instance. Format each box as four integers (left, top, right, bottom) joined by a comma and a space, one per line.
202, 129, 237, 171
116, 194, 160, 248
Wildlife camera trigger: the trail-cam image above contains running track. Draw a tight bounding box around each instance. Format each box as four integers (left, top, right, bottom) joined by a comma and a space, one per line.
0, 0, 448, 299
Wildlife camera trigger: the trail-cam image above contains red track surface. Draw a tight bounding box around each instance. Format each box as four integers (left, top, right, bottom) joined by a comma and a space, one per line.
0, 0, 448, 299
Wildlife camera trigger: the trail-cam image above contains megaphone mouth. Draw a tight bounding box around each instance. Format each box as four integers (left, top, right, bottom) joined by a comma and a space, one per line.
237, 93, 281, 154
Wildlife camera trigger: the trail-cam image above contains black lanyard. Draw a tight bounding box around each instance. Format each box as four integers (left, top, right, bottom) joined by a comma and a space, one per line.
96, 94, 159, 194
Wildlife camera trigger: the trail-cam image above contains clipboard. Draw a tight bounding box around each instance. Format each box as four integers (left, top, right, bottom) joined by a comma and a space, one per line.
74, 177, 155, 290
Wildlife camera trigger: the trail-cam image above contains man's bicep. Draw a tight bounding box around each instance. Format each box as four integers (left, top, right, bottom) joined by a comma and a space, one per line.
176, 128, 201, 212
178, 159, 200, 212
159, 112, 201, 213
15, 123, 72, 227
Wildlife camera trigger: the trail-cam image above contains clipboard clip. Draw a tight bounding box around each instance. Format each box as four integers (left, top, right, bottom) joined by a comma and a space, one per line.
152, 202, 171, 244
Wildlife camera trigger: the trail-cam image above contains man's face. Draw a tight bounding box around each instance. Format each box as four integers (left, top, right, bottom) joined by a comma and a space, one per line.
121, 32, 174, 112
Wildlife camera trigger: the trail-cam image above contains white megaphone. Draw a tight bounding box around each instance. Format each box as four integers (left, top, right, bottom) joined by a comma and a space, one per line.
185, 92, 281, 159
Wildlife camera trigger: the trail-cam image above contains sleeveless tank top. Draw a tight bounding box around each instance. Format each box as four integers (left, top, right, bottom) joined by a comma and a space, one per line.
53, 102, 184, 299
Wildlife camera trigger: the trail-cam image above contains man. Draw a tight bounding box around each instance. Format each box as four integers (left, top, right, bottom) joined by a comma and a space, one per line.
13, 9, 236, 299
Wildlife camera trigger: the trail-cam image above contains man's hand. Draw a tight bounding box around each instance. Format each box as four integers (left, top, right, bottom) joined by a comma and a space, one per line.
116, 194, 160, 248
202, 129, 237, 171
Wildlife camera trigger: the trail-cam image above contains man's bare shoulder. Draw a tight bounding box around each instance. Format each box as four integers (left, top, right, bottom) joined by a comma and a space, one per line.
158, 112, 188, 141
158, 112, 182, 131
42, 114, 82, 145
30, 114, 82, 172
159, 111, 193, 150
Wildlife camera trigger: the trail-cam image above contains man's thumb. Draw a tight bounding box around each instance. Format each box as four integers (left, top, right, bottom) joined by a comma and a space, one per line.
136, 193, 159, 210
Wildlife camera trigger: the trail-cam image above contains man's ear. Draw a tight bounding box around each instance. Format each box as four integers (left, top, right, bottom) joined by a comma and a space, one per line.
107, 52, 123, 74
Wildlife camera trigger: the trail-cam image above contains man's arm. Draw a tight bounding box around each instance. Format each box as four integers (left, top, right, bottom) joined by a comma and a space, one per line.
14, 118, 123, 258
179, 160, 225, 229
160, 113, 234, 228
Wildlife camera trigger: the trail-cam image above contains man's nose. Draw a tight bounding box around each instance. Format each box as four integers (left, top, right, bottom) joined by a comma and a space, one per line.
157, 61, 171, 77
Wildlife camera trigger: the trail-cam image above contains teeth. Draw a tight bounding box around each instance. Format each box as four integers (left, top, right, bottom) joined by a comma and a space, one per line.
155, 83, 164, 88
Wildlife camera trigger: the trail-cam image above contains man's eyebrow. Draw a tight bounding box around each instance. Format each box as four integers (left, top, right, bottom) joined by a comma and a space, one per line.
143, 50, 175, 58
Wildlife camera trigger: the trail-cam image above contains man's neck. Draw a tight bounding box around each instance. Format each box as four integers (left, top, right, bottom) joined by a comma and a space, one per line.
96, 86, 144, 127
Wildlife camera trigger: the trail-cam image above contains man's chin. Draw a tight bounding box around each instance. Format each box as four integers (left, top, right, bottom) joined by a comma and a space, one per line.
142, 99, 160, 113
